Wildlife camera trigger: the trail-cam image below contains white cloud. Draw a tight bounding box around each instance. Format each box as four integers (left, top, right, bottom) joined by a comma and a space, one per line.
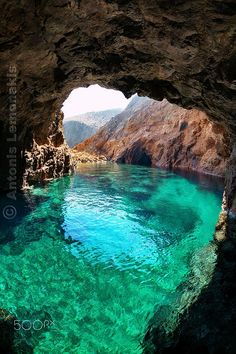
62, 84, 131, 118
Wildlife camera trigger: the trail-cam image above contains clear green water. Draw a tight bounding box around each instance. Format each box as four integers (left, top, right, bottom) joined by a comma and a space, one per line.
0, 163, 223, 353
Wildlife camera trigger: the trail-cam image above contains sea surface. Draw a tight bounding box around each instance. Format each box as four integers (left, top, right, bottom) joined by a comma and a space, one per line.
0, 163, 223, 353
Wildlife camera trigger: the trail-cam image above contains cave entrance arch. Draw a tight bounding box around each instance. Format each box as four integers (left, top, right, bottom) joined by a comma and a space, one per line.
61, 84, 131, 148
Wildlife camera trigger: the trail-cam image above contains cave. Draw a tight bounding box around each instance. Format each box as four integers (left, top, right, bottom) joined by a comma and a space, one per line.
117, 144, 152, 166
0, 1, 236, 353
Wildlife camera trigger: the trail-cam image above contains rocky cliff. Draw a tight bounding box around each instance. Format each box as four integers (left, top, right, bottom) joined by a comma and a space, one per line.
76, 96, 231, 176
22, 111, 72, 186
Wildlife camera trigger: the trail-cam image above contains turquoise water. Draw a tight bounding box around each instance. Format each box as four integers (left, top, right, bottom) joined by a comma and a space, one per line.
0, 163, 223, 353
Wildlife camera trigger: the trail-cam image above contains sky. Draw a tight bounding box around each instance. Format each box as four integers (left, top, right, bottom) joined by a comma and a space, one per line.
62, 84, 131, 118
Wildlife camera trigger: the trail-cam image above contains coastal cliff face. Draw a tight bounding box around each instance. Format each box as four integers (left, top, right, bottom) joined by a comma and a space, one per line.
76, 96, 231, 176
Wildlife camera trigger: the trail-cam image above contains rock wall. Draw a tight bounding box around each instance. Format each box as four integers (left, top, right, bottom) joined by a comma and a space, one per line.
23, 111, 71, 187
225, 144, 236, 245
23, 141, 71, 187
76, 97, 231, 176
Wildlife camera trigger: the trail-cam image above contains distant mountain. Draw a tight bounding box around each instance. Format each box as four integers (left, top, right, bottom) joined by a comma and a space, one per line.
63, 108, 123, 147
64, 108, 122, 129
63, 121, 96, 148
75, 95, 230, 176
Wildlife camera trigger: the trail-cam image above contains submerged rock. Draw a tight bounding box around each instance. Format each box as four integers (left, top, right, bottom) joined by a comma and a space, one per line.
0, 308, 33, 354
0, 308, 16, 353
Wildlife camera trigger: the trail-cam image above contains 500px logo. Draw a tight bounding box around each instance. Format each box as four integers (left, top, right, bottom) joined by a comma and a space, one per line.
14, 319, 54, 331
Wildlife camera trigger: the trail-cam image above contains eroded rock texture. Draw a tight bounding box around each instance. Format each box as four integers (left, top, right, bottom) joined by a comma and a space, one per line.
23, 112, 71, 186
76, 96, 231, 176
